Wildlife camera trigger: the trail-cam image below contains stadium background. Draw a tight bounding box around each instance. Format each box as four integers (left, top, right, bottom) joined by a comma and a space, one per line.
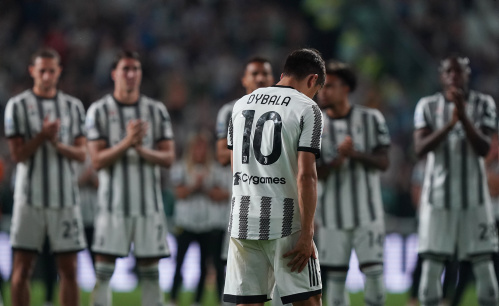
0, 0, 498, 305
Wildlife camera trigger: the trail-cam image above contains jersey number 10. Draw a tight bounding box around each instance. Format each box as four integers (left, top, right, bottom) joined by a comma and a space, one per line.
241, 110, 282, 165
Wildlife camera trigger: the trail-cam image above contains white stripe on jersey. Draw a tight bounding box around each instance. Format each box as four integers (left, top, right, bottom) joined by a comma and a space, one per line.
319, 105, 390, 230
414, 91, 496, 210
4, 90, 85, 209
227, 85, 323, 240
86, 94, 174, 216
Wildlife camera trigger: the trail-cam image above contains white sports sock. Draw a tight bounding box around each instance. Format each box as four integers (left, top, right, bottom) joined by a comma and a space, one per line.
362, 265, 385, 306
327, 271, 350, 306
138, 264, 164, 306
472, 257, 499, 306
418, 259, 444, 306
92, 262, 115, 306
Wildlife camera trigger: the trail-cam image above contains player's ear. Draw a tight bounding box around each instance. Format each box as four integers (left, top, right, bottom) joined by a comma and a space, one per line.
111, 69, 116, 82
280, 73, 284, 80
307, 74, 318, 89
28, 65, 34, 78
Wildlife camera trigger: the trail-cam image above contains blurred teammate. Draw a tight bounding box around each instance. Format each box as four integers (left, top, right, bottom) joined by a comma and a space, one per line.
223, 48, 325, 305
414, 56, 499, 306
4, 48, 87, 306
317, 61, 390, 306
86, 50, 175, 306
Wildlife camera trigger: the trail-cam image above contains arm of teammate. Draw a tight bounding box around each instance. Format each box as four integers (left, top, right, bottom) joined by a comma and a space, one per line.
8, 117, 59, 163
87, 120, 142, 170
216, 138, 231, 166
283, 151, 318, 273
340, 135, 389, 171
135, 139, 175, 168
414, 111, 458, 158
52, 136, 87, 162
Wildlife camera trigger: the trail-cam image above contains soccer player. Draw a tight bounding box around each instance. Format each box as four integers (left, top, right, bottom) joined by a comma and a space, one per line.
4, 48, 87, 306
223, 48, 325, 306
414, 56, 499, 306
86, 50, 175, 306
316, 61, 390, 306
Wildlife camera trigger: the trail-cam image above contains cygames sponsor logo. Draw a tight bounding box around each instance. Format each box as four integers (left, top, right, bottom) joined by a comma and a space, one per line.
233, 172, 286, 185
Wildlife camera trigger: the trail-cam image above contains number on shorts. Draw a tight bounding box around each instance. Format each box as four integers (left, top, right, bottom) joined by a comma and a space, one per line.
368, 231, 384, 248
62, 219, 80, 239
479, 223, 497, 241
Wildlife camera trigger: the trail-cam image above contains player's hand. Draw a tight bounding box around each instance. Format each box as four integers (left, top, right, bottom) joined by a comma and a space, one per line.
125, 120, 143, 147
337, 136, 354, 157
40, 117, 60, 140
133, 121, 148, 147
283, 234, 316, 273
446, 86, 466, 118
450, 107, 459, 127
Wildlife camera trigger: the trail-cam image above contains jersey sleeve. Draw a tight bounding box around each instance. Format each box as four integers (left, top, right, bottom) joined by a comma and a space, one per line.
297, 104, 323, 158
157, 103, 174, 141
414, 98, 430, 130
372, 110, 391, 149
73, 100, 86, 138
227, 116, 233, 150
4, 99, 25, 138
216, 104, 232, 140
85, 104, 106, 141
479, 95, 497, 131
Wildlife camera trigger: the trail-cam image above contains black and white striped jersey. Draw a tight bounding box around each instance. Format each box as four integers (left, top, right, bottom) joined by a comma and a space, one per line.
227, 85, 323, 240
4, 90, 85, 209
414, 91, 496, 210
86, 94, 174, 216
216, 100, 236, 140
319, 105, 390, 230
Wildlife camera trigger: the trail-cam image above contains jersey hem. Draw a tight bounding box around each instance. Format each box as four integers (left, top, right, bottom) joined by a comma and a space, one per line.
297, 147, 320, 158
11, 246, 40, 253
223, 294, 270, 304
52, 247, 86, 254
227, 145, 233, 150
281, 289, 322, 304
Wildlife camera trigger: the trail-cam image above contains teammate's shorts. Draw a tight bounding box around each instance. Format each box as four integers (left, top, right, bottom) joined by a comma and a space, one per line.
221, 230, 230, 262
223, 231, 322, 304
418, 204, 499, 260
92, 212, 170, 258
317, 221, 385, 268
10, 204, 86, 253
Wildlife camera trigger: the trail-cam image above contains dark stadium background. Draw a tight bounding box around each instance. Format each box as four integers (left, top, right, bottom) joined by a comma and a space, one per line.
0, 0, 497, 305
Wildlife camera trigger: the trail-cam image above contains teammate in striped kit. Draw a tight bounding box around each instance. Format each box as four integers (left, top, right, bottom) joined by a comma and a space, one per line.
414, 56, 499, 306
86, 51, 175, 306
317, 61, 389, 306
223, 48, 325, 306
4, 49, 87, 306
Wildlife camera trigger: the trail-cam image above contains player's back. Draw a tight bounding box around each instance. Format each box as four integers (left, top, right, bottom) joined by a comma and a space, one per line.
228, 85, 322, 240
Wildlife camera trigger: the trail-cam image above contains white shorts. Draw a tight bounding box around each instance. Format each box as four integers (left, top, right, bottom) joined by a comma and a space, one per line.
223, 231, 322, 304
317, 221, 385, 268
92, 212, 170, 258
418, 204, 499, 260
10, 204, 87, 253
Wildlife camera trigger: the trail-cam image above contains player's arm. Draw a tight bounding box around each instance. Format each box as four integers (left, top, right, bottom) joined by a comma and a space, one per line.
348, 146, 389, 171
316, 156, 344, 180
414, 118, 457, 158
284, 151, 318, 273
135, 140, 175, 168
216, 138, 231, 166
52, 136, 86, 162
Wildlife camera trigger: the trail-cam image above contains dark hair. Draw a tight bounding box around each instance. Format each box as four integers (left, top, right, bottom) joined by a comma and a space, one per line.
325, 61, 357, 92
439, 55, 471, 74
111, 50, 141, 70
282, 48, 326, 87
245, 56, 271, 69
30, 48, 61, 65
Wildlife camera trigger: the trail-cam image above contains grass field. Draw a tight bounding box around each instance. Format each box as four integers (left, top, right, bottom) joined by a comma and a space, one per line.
0, 282, 480, 306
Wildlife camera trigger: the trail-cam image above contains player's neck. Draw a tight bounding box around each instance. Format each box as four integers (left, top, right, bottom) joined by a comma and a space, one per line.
32, 86, 57, 99
113, 90, 140, 105
327, 100, 351, 118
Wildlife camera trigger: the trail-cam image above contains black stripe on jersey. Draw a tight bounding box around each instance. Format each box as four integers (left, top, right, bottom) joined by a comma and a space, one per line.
228, 197, 236, 233
347, 114, 360, 227
148, 105, 156, 143
148, 105, 159, 212
308, 260, 313, 287
54, 98, 65, 208
281, 198, 294, 237
428, 99, 438, 130
259, 197, 271, 240
443, 102, 450, 209
118, 106, 130, 216
225, 108, 232, 138
36, 97, 49, 207
12, 103, 21, 135
238, 196, 250, 239
328, 119, 342, 229
21, 99, 34, 205
66, 100, 74, 143
363, 112, 376, 221
461, 140, 468, 209
473, 97, 485, 205
134, 105, 146, 216
228, 117, 234, 147
74, 102, 83, 137
310, 105, 322, 150
103, 104, 114, 212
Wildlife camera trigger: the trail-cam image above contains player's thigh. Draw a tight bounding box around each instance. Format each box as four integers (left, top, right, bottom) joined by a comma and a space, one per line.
317, 227, 352, 267
272, 232, 322, 304
224, 237, 274, 302
459, 205, 499, 260
55, 252, 78, 278
418, 204, 458, 257
10, 204, 46, 252
92, 212, 131, 257
133, 214, 170, 259
353, 221, 385, 265
47, 206, 87, 253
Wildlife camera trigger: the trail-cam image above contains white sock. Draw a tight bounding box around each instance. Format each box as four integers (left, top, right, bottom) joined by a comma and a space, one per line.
362, 265, 385, 306
472, 257, 499, 306
418, 259, 444, 306
327, 271, 350, 306
92, 262, 115, 306
138, 264, 164, 306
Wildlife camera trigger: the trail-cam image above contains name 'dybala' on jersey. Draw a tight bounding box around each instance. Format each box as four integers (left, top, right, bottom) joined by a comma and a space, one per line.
247, 94, 291, 106
233, 172, 286, 186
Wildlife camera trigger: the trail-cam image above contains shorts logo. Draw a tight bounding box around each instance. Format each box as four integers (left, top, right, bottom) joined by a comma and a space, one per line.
233, 172, 286, 185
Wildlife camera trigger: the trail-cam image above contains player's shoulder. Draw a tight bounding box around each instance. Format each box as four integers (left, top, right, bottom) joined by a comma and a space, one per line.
7, 89, 34, 106
87, 94, 111, 113
58, 91, 84, 108
140, 95, 168, 112
472, 90, 495, 105
416, 92, 442, 107
354, 104, 385, 120
219, 99, 237, 114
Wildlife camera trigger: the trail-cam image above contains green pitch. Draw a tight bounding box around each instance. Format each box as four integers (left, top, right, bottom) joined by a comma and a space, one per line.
0, 283, 479, 305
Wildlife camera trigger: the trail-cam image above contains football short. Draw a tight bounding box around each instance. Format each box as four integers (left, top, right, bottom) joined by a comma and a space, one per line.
92, 212, 170, 258
418, 204, 499, 260
223, 231, 322, 304
221, 230, 230, 262
10, 204, 86, 253
317, 221, 385, 268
